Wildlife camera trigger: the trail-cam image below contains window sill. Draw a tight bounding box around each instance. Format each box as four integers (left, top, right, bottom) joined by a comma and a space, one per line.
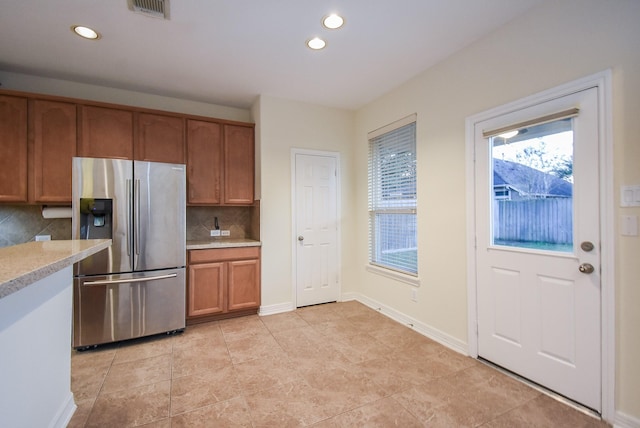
366, 265, 420, 287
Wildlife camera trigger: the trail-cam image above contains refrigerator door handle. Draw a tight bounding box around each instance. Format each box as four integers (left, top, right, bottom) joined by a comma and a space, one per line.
126, 179, 132, 261
83, 273, 178, 286
134, 178, 141, 262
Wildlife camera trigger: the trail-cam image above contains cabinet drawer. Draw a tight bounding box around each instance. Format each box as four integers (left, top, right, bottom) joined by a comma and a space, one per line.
188, 247, 260, 264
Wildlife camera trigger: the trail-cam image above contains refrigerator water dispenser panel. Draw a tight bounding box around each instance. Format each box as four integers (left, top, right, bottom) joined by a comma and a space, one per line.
79, 198, 113, 239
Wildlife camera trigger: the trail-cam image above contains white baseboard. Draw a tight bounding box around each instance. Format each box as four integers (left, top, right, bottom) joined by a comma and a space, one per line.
51, 393, 77, 428
614, 411, 640, 428
341, 292, 468, 355
258, 302, 295, 316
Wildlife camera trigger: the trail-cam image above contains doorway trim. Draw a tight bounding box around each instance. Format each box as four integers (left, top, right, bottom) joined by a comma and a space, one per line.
464, 70, 614, 421
290, 148, 342, 307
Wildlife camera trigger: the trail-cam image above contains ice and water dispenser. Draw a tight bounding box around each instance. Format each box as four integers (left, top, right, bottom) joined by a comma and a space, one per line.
79, 198, 113, 239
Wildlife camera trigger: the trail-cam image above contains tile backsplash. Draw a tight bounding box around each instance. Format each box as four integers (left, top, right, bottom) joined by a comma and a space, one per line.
0, 204, 260, 248
0, 205, 72, 248
186, 204, 260, 241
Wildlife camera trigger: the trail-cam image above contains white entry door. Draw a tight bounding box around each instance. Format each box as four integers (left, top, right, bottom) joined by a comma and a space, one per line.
474, 87, 601, 411
294, 152, 339, 307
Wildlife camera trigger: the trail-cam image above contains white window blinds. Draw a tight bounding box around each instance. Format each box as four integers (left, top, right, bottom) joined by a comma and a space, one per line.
368, 115, 417, 275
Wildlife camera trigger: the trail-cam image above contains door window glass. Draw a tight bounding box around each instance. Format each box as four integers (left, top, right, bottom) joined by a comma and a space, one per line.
490, 118, 574, 252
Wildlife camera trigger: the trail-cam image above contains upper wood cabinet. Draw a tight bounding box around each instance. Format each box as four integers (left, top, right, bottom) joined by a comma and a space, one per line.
186, 121, 255, 205
0, 95, 28, 202
78, 105, 134, 159
31, 100, 77, 203
187, 119, 222, 204
135, 113, 185, 164
0, 89, 254, 206
223, 124, 255, 205
79, 108, 185, 163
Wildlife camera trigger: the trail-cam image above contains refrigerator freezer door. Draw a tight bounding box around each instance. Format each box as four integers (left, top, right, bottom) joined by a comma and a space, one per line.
73, 157, 133, 275
134, 161, 186, 271
72, 268, 186, 348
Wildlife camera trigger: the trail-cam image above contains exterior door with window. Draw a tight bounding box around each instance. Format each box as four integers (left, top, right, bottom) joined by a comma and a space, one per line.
474, 87, 601, 411
294, 152, 339, 307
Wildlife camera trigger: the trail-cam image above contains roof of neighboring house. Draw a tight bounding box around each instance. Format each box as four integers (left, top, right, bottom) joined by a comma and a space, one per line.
493, 158, 572, 197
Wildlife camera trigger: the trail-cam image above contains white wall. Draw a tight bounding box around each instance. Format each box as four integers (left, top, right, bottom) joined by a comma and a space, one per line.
353, 0, 640, 422
254, 95, 355, 311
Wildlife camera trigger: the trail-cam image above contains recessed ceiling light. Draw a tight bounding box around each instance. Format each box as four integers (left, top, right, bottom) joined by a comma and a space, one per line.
307, 37, 326, 50
71, 25, 100, 40
323, 14, 344, 30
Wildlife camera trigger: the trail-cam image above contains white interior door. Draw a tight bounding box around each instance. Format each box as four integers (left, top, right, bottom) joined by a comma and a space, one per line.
294, 152, 339, 307
474, 87, 601, 412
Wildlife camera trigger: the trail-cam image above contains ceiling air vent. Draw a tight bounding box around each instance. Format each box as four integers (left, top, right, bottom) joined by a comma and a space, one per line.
128, 0, 169, 19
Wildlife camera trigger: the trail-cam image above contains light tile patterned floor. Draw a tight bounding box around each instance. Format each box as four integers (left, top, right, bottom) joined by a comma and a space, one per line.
68, 301, 608, 427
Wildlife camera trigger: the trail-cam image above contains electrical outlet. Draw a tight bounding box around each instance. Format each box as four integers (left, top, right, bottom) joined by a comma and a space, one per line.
210, 230, 221, 237
221, 230, 231, 236
35, 234, 51, 241
410, 288, 418, 302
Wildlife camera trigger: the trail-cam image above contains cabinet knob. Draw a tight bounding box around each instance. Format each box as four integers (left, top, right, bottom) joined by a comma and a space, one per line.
298, 236, 304, 241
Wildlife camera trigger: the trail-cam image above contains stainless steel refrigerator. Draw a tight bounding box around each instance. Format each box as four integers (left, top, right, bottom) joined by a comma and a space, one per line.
72, 157, 186, 349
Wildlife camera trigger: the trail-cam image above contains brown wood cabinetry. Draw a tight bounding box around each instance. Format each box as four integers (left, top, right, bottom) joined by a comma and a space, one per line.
0, 95, 28, 202
187, 120, 222, 204
0, 89, 254, 206
135, 113, 185, 164
187, 246, 261, 323
188, 261, 225, 317
31, 100, 77, 202
224, 124, 255, 205
78, 105, 134, 159
186, 121, 255, 205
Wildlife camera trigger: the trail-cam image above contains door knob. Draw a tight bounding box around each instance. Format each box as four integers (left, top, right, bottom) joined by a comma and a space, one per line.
580, 241, 595, 252
298, 235, 304, 241
578, 263, 595, 274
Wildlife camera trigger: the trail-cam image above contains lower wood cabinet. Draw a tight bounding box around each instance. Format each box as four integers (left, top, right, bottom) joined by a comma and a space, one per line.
187, 246, 260, 323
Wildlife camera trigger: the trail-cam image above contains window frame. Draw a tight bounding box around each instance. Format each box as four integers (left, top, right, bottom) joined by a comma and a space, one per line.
367, 114, 418, 279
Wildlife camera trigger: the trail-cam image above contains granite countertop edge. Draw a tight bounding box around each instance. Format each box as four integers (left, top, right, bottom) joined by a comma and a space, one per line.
186, 239, 262, 250
0, 239, 112, 300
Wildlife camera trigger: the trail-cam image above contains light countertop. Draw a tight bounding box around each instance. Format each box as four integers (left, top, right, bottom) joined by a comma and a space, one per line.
186, 238, 261, 250
0, 239, 111, 299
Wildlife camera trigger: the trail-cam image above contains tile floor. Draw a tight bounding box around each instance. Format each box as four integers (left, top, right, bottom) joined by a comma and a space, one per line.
68, 301, 608, 427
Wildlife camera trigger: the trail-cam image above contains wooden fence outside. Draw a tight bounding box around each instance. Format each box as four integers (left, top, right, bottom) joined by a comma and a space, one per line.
493, 198, 573, 244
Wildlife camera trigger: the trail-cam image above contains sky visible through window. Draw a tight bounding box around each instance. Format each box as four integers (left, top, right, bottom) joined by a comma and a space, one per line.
492, 131, 574, 182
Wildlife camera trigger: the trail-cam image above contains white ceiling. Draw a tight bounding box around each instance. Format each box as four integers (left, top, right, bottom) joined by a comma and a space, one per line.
0, 0, 543, 111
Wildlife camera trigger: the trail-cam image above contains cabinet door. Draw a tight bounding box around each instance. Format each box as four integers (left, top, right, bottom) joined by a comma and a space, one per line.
78, 105, 133, 159
0, 95, 28, 202
187, 262, 225, 317
227, 258, 260, 312
135, 113, 185, 164
32, 100, 77, 202
223, 124, 254, 205
187, 120, 222, 204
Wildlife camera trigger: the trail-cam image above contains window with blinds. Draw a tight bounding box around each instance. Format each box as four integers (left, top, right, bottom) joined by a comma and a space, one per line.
368, 115, 417, 276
